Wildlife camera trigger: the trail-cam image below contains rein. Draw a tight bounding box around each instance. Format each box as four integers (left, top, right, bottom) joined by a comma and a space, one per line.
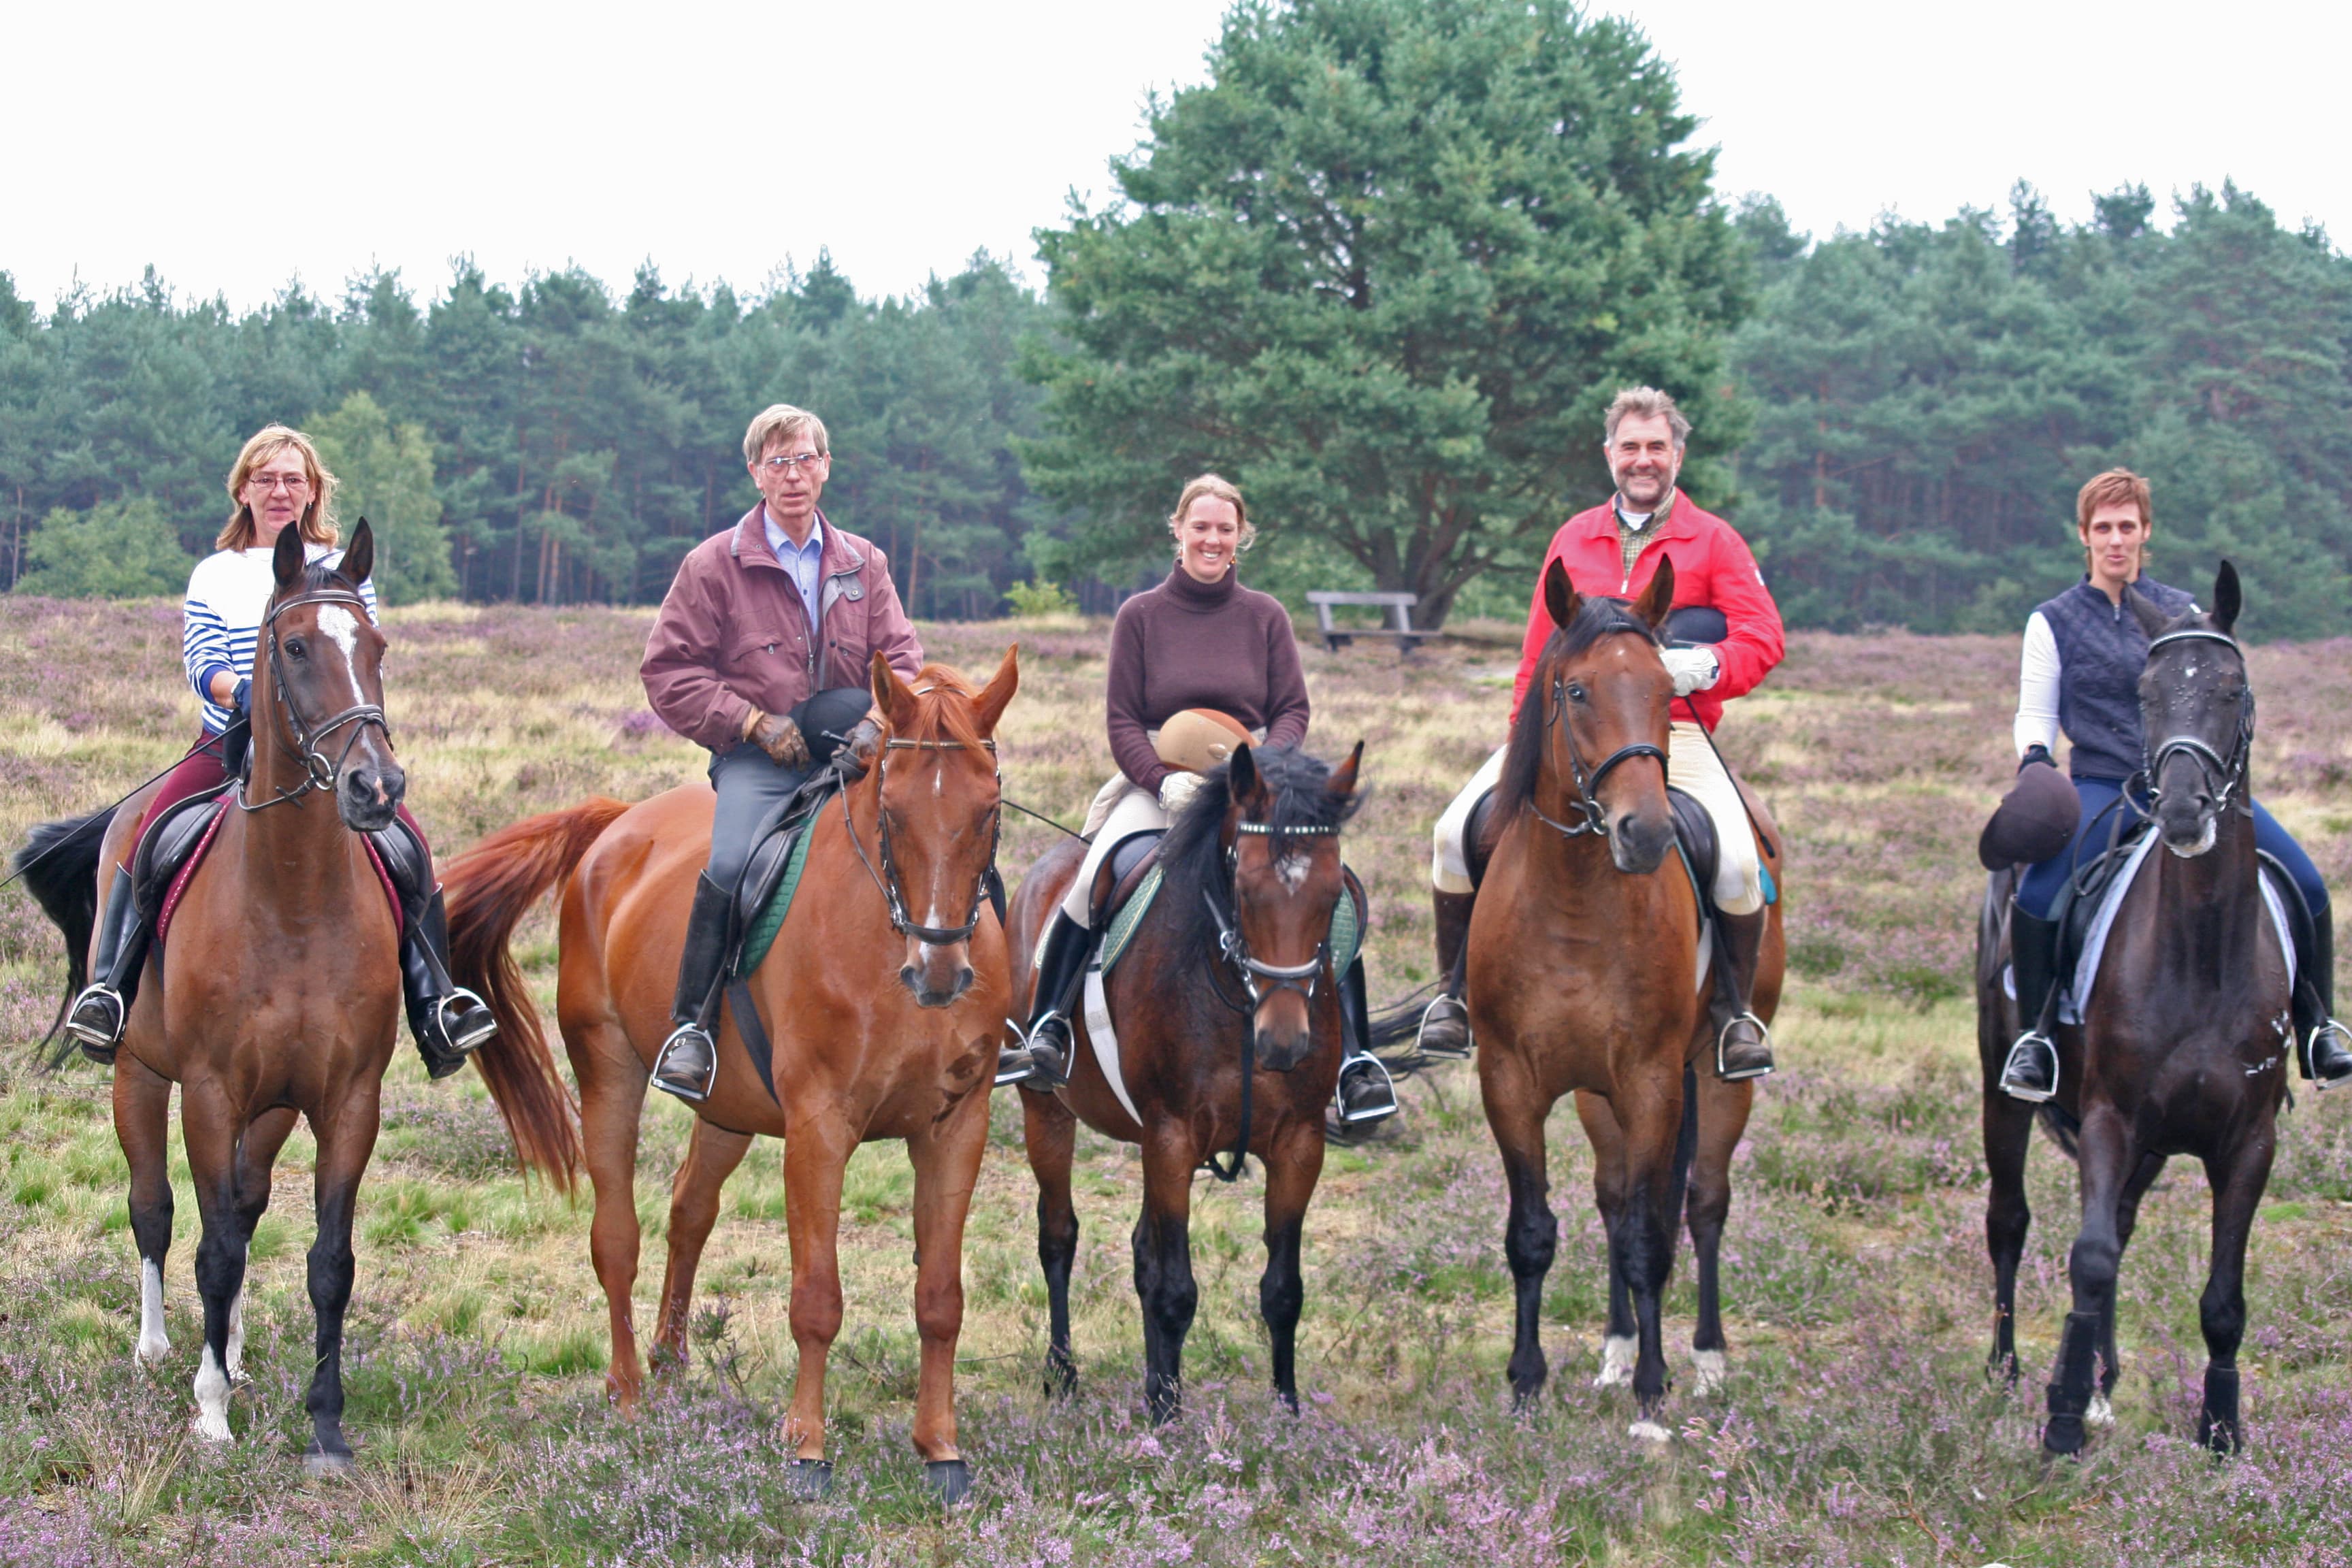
2141, 628, 2254, 818
1530, 666, 1667, 842
841, 736, 1001, 945
240, 589, 392, 814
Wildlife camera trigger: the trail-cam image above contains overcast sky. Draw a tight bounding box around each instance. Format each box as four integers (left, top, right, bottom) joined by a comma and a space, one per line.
6, 0, 2344, 313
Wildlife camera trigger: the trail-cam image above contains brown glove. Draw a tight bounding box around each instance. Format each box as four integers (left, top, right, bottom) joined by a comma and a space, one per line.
836, 716, 884, 781
745, 710, 811, 768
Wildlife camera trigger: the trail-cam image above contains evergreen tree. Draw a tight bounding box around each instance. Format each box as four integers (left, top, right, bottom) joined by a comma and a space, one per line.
14, 497, 192, 598
310, 390, 457, 603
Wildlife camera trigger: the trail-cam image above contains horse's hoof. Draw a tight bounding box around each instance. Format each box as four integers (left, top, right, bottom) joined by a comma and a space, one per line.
2086, 1392, 2114, 1427
1628, 1419, 1671, 1443
1592, 1335, 1635, 1388
304, 1449, 355, 1479
924, 1459, 972, 1505
133, 1336, 171, 1369
1691, 1349, 1726, 1396
2042, 1415, 2086, 1456
787, 1458, 834, 1501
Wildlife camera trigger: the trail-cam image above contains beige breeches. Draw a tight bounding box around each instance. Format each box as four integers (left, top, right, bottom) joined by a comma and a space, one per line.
1062, 777, 1169, 926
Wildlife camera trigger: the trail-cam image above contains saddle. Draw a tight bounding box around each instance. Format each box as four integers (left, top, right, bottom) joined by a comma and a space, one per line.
136, 783, 408, 951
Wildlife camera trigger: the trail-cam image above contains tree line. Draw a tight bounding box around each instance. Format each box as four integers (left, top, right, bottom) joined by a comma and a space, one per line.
5, 0, 2347, 636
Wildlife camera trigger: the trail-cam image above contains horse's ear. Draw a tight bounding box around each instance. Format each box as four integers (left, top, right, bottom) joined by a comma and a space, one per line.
338, 518, 375, 589
1325, 740, 1363, 799
1542, 557, 1578, 630
869, 651, 921, 732
1228, 742, 1260, 808
973, 644, 1019, 737
2128, 583, 2171, 640
271, 519, 306, 589
1632, 557, 1676, 630
2212, 559, 2240, 636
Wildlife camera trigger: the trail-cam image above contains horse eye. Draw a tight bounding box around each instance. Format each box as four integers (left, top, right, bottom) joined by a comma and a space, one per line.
285, 638, 307, 659
1566, 683, 1587, 703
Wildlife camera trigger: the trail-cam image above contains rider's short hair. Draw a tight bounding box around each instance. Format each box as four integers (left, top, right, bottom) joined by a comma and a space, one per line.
2076, 468, 2153, 534
1167, 473, 1258, 555
1602, 387, 1692, 452
742, 404, 830, 466
218, 425, 340, 552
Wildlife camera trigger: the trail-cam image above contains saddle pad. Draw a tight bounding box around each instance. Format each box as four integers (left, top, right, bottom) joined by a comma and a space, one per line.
1098, 867, 1164, 975
734, 821, 818, 979
2058, 832, 2293, 1024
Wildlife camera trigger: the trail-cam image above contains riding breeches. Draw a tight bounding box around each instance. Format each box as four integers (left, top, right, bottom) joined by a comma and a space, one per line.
1430, 723, 1765, 914
705, 744, 814, 892
2014, 775, 2329, 922
1062, 778, 1169, 926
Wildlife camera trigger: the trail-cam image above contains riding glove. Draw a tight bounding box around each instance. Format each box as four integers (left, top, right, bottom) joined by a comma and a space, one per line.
1661, 646, 1720, 697
2019, 744, 2055, 772
231, 676, 251, 715
747, 711, 811, 768
1158, 770, 1205, 815
838, 717, 884, 780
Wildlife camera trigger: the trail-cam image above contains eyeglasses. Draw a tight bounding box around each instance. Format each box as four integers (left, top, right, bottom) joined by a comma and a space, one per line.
246, 474, 312, 493
757, 452, 827, 474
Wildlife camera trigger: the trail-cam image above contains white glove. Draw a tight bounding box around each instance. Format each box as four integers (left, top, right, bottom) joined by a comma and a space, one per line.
1661, 646, 1720, 698
1158, 771, 1205, 815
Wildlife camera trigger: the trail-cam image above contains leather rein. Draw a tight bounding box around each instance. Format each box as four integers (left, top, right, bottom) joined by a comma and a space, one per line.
2140, 627, 2254, 817
841, 736, 1001, 945
239, 588, 393, 814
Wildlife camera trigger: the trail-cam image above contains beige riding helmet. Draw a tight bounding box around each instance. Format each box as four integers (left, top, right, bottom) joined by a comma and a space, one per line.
1154, 709, 1253, 774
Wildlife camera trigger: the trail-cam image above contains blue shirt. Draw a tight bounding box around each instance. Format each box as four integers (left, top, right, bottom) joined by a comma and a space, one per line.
762, 508, 826, 636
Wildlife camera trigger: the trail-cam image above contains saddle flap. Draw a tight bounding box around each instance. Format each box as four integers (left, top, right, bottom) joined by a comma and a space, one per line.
1091, 831, 1164, 926
733, 774, 842, 935
1465, 788, 1499, 888
2055, 819, 2153, 982
131, 787, 233, 921
1666, 787, 1718, 903
366, 817, 428, 919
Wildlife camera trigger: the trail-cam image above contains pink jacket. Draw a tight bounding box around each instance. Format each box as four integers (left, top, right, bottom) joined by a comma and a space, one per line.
642, 506, 924, 751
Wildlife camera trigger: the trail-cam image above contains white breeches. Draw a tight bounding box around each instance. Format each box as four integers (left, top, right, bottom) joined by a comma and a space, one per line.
1430, 723, 1764, 914
1063, 777, 1170, 926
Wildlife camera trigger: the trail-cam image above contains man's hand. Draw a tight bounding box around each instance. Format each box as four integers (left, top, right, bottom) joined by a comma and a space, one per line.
837, 716, 885, 781
747, 711, 811, 768
1158, 770, 1205, 816
1661, 646, 1720, 698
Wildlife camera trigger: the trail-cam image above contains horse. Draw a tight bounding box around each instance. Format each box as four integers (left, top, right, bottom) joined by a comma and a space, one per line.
1468, 557, 1784, 1437
12, 521, 574, 1471
1007, 741, 1364, 1422
442, 649, 1017, 1502
1977, 564, 2288, 1455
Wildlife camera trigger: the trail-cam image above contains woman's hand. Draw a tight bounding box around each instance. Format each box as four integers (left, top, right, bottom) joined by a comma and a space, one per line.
1158, 771, 1205, 815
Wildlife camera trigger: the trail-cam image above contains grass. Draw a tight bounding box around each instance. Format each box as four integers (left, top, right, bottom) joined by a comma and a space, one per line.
1, 597, 2350, 1565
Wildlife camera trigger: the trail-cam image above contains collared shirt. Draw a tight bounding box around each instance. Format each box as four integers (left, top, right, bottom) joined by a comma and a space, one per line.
763, 508, 826, 636
1614, 493, 1671, 581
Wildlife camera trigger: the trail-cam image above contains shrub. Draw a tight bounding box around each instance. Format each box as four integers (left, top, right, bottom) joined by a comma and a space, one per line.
13, 497, 191, 598
1004, 577, 1078, 617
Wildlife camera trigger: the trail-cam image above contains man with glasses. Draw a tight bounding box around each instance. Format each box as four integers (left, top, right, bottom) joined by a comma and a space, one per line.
640, 404, 924, 1100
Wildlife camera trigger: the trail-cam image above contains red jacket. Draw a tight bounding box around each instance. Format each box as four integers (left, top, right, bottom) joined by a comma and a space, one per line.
642, 506, 924, 751
1509, 490, 1784, 732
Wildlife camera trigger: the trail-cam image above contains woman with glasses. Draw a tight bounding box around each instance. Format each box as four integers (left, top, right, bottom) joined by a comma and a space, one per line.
65, 424, 496, 1077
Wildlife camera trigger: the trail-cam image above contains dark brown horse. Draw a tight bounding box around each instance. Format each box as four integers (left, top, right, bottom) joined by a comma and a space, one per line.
16, 523, 574, 1470
444, 651, 1016, 1501
1470, 559, 1784, 1437
1007, 742, 1363, 1422
1978, 564, 2288, 1454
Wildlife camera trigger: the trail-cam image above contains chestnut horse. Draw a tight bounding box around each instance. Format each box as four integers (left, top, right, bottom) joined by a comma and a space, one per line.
1007, 742, 1364, 1422
15, 523, 574, 1471
1471, 559, 1784, 1437
444, 651, 1016, 1502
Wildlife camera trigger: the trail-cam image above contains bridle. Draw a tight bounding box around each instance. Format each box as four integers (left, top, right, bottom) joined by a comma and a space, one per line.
2140, 627, 2254, 818
240, 588, 392, 813
1200, 821, 1343, 1011
1530, 659, 1667, 841
843, 735, 1001, 945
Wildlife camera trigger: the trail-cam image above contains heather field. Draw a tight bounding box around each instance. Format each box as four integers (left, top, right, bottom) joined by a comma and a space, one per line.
3, 596, 2351, 1567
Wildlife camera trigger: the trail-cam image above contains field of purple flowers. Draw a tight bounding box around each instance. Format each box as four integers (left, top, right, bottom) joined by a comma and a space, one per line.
1, 597, 2348, 1566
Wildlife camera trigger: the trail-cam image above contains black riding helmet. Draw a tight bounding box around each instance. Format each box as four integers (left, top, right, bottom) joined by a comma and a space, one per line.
789, 687, 880, 768
1979, 751, 2080, 870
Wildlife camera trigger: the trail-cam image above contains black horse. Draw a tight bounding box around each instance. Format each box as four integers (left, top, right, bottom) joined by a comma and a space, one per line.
1978, 562, 2289, 1454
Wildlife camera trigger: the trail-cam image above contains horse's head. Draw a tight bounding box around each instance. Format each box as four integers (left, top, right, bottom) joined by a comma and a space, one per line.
1197, 740, 1364, 1073
258, 519, 402, 833
2135, 562, 2252, 859
1499, 557, 1678, 874
867, 647, 1018, 1007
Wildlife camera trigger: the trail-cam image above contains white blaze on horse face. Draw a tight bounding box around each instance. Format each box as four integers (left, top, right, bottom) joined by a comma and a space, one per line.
193, 1345, 232, 1441
135, 1258, 169, 1365
1275, 853, 1311, 892
315, 604, 368, 706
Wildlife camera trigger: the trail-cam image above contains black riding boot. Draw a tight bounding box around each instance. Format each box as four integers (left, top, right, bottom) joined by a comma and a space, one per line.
1711, 908, 1775, 1081
1009, 911, 1092, 1090
1999, 905, 2063, 1102
403, 890, 497, 1081
2293, 903, 2352, 1090
65, 868, 150, 1064
1414, 887, 1476, 1060
1334, 955, 1399, 1125
653, 873, 734, 1103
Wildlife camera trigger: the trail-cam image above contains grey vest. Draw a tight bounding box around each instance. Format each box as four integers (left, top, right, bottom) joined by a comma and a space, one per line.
2037, 575, 2196, 782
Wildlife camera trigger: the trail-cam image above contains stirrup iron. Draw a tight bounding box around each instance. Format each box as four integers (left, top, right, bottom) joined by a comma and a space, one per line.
432, 989, 497, 1054
1413, 993, 1471, 1060
65, 985, 127, 1056
651, 1024, 719, 1103
1714, 1012, 1774, 1081
1335, 1053, 1399, 1125
2307, 1019, 2352, 1091
1999, 1030, 2059, 1104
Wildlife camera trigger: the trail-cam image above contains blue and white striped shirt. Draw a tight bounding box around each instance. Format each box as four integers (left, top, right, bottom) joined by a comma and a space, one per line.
182, 544, 378, 734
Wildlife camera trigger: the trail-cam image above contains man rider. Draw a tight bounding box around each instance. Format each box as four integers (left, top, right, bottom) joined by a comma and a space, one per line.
639, 404, 924, 1102
1422, 387, 1785, 1080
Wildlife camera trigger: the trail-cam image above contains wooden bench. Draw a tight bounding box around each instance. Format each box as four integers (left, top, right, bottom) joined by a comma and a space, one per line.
1306, 590, 1440, 655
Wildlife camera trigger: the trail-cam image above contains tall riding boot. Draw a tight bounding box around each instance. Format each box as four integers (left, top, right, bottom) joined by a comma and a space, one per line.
1711, 908, 1776, 1081
1008, 911, 1092, 1090
1414, 887, 1477, 1059
1334, 955, 1399, 1125
65, 868, 150, 1064
1999, 905, 2063, 1102
402, 889, 497, 1081
653, 874, 735, 1102
2293, 902, 2352, 1090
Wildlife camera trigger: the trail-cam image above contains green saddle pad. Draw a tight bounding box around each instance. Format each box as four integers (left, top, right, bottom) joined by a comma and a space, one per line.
1098, 866, 1363, 976
735, 823, 818, 979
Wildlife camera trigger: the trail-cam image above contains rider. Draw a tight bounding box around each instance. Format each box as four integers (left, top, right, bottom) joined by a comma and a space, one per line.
1996, 468, 2352, 1099
1422, 387, 1785, 1081
640, 402, 923, 1103
1003, 474, 1396, 1124
65, 424, 496, 1077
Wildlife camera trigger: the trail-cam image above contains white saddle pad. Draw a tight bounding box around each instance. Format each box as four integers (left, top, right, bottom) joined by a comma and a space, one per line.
2055, 832, 2294, 1025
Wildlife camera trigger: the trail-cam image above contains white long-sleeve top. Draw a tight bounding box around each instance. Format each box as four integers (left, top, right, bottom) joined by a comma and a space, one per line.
2014, 610, 2061, 758
182, 544, 376, 734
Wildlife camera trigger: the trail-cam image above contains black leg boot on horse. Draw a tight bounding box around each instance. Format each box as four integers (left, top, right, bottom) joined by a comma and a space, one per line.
1999, 904, 2063, 1102
1414, 887, 1477, 1060
653, 872, 735, 1102
2293, 903, 2352, 1090
1007, 910, 1092, 1089
1710, 907, 1776, 1081
1334, 955, 1398, 1125
65, 867, 152, 1064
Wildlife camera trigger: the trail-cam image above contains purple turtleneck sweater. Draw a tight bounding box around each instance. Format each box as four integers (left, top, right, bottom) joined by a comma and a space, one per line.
1105, 566, 1311, 789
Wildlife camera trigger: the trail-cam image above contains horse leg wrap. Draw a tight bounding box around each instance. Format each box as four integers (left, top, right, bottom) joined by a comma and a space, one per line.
2043, 1309, 2101, 1454
2198, 1365, 2242, 1454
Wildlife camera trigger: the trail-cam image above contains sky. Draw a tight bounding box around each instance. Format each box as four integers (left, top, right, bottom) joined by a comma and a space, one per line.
5, 0, 2346, 314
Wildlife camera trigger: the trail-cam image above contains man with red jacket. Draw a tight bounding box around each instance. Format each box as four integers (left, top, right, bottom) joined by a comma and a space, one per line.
639, 402, 925, 1101
1421, 387, 1786, 1080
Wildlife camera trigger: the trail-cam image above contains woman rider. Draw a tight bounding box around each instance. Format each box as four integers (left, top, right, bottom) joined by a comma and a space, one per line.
1997, 468, 2352, 1098
1002, 474, 1396, 1124
65, 425, 496, 1076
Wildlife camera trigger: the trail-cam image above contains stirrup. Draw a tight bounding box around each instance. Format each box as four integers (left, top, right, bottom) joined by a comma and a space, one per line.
1714, 1013, 1774, 1081
651, 1024, 718, 1103
1414, 993, 1472, 1060
1335, 1054, 1399, 1126
1999, 1030, 2059, 1104
994, 1025, 1042, 1088
2306, 1019, 2352, 1091
65, 985, 126, 1058
432, 989, 497, 1054
1015, 1013, 1073, 1091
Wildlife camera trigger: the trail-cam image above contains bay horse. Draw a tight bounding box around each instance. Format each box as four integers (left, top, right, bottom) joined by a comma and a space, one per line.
1978, 564, 2288, 1455
1007, 742, 1364, 1422
1471, 558, 1784, 1437
15, 521, 574, 1471
443, 650, 1016, 1502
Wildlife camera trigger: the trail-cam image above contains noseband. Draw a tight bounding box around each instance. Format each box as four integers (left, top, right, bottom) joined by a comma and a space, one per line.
1531, 665, 1667, 840
1202, 821, 1343, 1009
843, 736, 1001, 945
240, 589, 393, 813
2141, 627, 2253, 817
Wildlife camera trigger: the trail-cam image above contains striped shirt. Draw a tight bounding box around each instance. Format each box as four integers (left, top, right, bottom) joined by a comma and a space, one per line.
182, 544, 378, 734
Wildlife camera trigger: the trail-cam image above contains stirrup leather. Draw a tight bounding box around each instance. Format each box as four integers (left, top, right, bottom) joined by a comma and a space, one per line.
1335, 1053, 1399, 1125
651, 1024, 719, 1103
1414, 993, 1472, 1059
1999, 1030, 2059, 1104
65, 985, 127, 1050
1714, 1012, 1774, 1081
2306, 1018, 2352, 1091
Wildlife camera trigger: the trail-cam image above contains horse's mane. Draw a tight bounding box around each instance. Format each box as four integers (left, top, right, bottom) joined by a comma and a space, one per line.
1154, 745, 1364, 970
897, 662, 986, 749
1494, 596, 1659, 824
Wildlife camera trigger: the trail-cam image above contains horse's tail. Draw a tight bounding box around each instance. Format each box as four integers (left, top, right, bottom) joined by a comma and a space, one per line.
443, 798, 630, 1190
2036, 1100, 2082, 1161
11, 806, 116, 1066
1671, 1062, 1699, 1224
